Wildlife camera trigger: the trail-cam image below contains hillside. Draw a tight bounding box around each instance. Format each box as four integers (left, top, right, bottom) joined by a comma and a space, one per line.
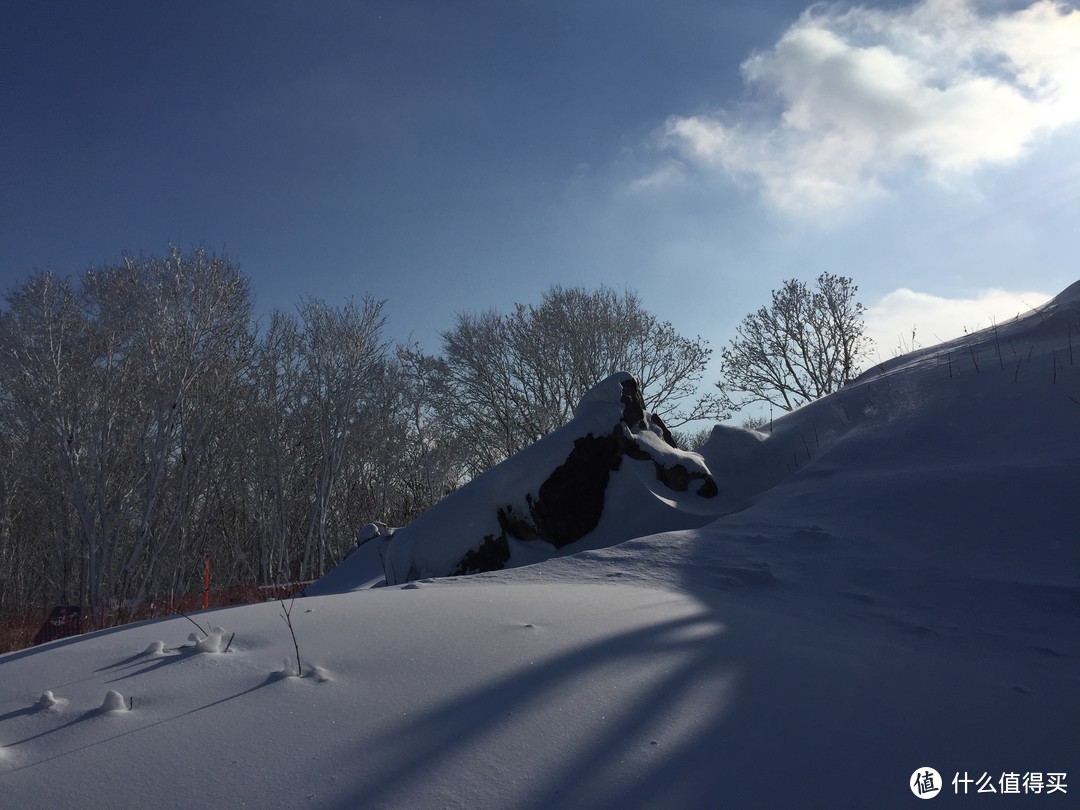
1, 283, 1078, 808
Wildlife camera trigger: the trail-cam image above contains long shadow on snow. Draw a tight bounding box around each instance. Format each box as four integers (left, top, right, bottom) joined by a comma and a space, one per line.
0, 673, 282, 774
340, 608, 734, 809
102, 643, 213, 682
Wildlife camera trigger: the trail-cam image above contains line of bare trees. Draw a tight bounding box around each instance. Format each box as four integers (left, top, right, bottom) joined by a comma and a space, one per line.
0, 249, 721, 618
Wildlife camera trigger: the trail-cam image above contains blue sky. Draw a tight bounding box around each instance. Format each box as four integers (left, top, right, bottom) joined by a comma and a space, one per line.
2, 0, 1078, 365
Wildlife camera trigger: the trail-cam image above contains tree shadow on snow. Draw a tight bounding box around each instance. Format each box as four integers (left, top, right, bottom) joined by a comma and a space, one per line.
101, 644, 213, 682
338, 608, 739, 809
0, 673, 282, 774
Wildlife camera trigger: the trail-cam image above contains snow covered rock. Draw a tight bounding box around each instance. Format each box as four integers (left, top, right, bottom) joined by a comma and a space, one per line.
357, 521, 392, 545
309, 373, 724, 591
315, 373, 724, 589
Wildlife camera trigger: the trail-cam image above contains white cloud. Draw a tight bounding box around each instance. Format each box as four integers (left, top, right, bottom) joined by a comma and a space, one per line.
626, 159, 689, 194
865, 287, 1052, 357
662, 0, 1080, 214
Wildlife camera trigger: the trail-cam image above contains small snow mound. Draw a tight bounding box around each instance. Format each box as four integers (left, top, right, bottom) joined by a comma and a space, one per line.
309, 665, 332, 683
36, 690, 58, 709
278, 658, 301, 678
143, 640, 165, 655
195, 631, 226, 653
187, 632, 200, 643
357, 521, 392, 544
100, 690, 128, 713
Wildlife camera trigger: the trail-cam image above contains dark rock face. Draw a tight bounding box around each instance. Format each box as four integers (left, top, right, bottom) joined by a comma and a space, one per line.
696, 477, 719, 498
445, 375, 719, 577
529, 434, 622, 549
451, 534, 510, 576
648, 413, 676, 447
620, 377, 648, 429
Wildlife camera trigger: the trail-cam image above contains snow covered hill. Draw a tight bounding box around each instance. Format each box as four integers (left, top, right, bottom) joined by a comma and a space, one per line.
2, 283, 1078, 808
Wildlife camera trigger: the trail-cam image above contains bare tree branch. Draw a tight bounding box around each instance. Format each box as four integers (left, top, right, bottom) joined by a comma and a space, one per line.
718, 274, 873, 412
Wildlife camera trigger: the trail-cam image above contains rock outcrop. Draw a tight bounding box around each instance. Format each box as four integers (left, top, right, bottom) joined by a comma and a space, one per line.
371, 372, 720, 583
450, 377, 718, 576
306, 373, 725, 591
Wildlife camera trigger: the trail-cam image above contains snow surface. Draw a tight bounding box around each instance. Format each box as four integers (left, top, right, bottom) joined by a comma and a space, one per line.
2, 284, 1079, 808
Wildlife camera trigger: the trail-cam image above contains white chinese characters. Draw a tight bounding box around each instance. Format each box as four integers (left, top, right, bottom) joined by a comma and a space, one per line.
951, 771, 1067, 795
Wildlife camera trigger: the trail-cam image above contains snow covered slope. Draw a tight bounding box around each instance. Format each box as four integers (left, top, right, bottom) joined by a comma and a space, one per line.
2, 283, 1078, 808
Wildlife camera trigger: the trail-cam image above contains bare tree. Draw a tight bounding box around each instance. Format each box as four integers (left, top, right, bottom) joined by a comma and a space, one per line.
126, 248, 255, 603
439, 309, 522, 469
439, 285, 727, 472
0, 249, 254, 617
386, 345, 467, 519
0, 270, 114, 613
295, 296, 387, 579
244, 311, 307, 584
0, 249, 429, 619
718, 273, 872, 412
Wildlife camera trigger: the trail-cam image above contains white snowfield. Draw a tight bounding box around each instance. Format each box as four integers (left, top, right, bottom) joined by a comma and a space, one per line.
2, 282, 1078, 808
